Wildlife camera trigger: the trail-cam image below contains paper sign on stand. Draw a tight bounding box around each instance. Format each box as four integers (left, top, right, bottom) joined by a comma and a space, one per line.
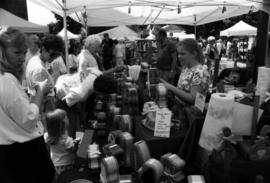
154, 109, 172, 138
194, 93, 206, 113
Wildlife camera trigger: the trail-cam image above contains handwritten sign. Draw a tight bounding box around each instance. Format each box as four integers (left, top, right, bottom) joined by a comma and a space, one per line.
154, 109, 172, 138
195, 93, 206, 113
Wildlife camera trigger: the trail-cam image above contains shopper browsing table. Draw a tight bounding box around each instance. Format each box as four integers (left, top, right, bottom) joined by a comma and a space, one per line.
0, 27, 55, 183
161, 38, 210, 106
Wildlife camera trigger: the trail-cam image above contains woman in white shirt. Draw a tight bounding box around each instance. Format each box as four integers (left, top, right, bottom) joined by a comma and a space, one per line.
0, 27, 55, 183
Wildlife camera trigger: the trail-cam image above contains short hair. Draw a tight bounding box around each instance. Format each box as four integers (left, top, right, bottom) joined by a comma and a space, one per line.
104, 33, 109, 38
45, 109, 67, 145
0, 26, 27, 80
84, 34, 102, 51
69, 39, 81, 55
93, 75, 117, 94
41, 34, 64, 54
157, 29, 167, 38
178, 38, 205, 64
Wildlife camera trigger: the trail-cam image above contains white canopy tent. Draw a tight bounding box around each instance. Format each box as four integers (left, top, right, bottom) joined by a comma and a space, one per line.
170, 32, 196, 40
27, 0, 270, 71
161, 25, 185, 33
57, 28, 80, 39
68, 5, 256, 27
27, 0, 270, 26
146, 31, 195, 40
220, 20, 257, 37
0, 8, 48, 33
98, 26, 140, 41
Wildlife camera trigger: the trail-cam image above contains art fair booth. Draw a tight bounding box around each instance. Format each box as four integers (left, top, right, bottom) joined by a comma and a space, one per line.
23, 1, 270, 183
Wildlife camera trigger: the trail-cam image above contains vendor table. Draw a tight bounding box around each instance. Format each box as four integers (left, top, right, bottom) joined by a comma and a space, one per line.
134, 106, 205, 160
134, 115, 185, 159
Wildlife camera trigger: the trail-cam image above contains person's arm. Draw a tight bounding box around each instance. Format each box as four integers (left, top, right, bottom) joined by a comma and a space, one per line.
65, 136, 76, 153
6, 79, 51, 132
30, 79, 52, 109
102, 65, 125, 75
160, 78, 203, 105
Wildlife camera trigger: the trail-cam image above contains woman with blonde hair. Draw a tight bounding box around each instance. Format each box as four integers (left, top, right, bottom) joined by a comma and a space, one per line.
161, 38, 210, 105
0, 27, 55, 183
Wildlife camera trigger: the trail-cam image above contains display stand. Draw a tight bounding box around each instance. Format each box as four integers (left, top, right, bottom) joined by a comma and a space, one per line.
135, 39, 157, 65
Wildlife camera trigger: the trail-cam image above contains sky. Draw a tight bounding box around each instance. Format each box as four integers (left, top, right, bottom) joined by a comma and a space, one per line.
26, 0, 56, 25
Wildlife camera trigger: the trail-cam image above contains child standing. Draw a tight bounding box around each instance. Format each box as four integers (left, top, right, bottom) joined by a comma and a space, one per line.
44, 109, 78, 175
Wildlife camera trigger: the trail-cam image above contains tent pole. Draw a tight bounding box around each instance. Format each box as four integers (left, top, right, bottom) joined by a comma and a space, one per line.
194, 15, 197, 39
83, 6, 88, 36
194, 25, 197, 39
151, 5, 165, 24
62, 0, 69, 73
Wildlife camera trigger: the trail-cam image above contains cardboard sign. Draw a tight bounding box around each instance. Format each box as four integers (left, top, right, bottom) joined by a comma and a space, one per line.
77, 130, 94, 159
194, 93, 206, 113
154, 109, 172, 138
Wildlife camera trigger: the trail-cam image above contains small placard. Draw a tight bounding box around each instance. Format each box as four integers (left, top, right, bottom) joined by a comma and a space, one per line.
194, 93, 206, 113
154, 109, 172, 138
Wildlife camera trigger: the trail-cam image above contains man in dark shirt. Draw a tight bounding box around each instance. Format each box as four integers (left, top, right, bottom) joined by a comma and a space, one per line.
101, 33, 113, 70
156, 29, 178, 84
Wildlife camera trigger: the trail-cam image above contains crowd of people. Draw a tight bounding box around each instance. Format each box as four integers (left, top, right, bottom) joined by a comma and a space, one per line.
0, 25, 257, 183
0, 27, 125, 182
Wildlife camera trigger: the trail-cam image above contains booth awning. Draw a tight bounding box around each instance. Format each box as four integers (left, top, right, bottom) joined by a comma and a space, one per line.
98, 26, 140, 41
57, 28, 80, 39
28, 0, 270, 26
0, 8, 48, 33
220, 20, 257, 37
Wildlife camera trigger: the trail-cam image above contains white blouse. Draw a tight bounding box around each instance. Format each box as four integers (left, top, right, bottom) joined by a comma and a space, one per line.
77, 49, 99, 72
0, 73, 44, 144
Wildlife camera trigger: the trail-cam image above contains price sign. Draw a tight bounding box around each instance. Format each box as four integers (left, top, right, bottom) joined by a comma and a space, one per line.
154, 109, 172, 138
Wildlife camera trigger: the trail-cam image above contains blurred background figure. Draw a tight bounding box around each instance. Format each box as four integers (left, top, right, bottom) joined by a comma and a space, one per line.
25, 34, 40, 64
205, 36, 219, 70
230, 39, 239, 64
49, 44, 67, 82
101, 33, 113, 70
68, 39, 82, 73
216, 39, 223, 58
22, 34, 41, 88
113, 39, 126, 66
155, 29, 178, 84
